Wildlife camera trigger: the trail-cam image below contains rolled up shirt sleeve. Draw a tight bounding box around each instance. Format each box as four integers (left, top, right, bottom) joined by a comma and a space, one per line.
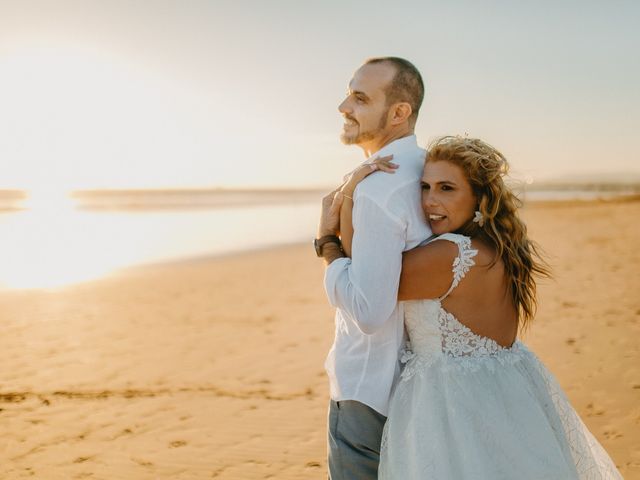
323, 193, 406, 335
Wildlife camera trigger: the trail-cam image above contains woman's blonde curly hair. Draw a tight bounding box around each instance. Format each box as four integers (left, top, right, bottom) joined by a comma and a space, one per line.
427, 135, 550, 330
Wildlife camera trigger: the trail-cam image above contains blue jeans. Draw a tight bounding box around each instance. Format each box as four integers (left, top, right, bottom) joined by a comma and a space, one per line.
327, 400, 387, 480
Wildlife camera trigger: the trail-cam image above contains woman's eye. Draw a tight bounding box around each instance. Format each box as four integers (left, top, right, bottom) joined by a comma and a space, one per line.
441, 185, 453, 191
421, 184, 430, 190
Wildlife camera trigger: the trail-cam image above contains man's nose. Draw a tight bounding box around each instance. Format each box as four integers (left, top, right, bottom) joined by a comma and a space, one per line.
338, 98, 351, 114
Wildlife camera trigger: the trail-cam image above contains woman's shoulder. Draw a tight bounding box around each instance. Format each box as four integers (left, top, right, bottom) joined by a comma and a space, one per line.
429, 234, 482, 262
423, 233, 496, 257
411, 235, 460, 265
399, 239, 461, 301
399, 235, 496, 301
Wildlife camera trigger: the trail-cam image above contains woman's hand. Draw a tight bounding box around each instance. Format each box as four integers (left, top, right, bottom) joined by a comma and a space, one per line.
341, 155, 398, 198
317, 155, 398, 239
317, 189, 345, 237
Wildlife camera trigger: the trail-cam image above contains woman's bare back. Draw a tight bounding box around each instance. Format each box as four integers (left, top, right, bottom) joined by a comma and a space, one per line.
399, 237, 518, 347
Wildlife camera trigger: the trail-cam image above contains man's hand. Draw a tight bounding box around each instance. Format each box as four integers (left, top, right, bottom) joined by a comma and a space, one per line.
318, 189, 345, 237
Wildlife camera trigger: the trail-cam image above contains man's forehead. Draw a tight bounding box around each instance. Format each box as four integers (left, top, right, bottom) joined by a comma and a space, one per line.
348, 62, 395, 95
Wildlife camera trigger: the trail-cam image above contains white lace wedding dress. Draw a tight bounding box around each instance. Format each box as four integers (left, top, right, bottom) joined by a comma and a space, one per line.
379, 233, 622, 479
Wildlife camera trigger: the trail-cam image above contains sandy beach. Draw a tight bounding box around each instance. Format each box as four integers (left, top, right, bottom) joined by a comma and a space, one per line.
1, 198, 638, 479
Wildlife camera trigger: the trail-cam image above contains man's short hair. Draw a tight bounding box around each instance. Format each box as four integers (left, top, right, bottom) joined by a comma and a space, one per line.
365, 57, 424, 125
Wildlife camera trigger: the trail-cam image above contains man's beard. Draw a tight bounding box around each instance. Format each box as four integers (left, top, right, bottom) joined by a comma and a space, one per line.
340, 109, 389, 145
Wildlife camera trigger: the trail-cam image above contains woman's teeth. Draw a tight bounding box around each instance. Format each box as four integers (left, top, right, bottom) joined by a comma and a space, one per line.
429, 214, 445, 220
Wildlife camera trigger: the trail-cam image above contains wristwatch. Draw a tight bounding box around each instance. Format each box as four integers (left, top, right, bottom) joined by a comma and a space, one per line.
314, 235, 343, 257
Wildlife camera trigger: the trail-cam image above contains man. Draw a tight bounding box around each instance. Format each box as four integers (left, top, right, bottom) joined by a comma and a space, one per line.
315, 57, 431, 479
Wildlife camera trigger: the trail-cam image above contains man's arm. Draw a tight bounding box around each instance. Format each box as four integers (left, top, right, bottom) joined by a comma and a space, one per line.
324, 193, 406, 334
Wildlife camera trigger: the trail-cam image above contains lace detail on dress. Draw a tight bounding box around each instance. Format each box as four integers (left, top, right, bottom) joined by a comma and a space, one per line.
400, 302, 524, 381
439, 308, 507, 357
437, 307, 526, 374
399, 234, 517, 380
433, 233, 478, 300
448, 235, 477, 292
399, 341, 416, 364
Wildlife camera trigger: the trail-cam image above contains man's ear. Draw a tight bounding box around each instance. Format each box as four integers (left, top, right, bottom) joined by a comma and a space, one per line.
389, 102, 412, 125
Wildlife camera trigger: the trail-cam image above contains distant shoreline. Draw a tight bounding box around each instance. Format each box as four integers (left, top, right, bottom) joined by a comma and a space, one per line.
108, 196, 640, 275
1, 195, 638, 291
1, 185, 638, 212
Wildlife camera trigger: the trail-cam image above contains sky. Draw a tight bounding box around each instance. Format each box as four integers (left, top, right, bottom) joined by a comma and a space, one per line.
1, 0, 639, 191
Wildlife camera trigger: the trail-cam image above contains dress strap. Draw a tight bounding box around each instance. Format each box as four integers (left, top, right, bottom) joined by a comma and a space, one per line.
429, 233, 478, 301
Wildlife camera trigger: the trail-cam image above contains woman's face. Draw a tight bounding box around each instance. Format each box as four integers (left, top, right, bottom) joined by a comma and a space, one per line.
421, 160, 477, 235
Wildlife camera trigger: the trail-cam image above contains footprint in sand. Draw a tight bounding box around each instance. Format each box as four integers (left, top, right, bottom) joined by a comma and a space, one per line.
585, 403, 606, 417
112, 428, 134, 440
280, 342, 299, 352
132, 457, 154, 467
169, 440, 187, 448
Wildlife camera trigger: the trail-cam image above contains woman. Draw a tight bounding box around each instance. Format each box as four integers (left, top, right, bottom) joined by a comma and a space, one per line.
330, 136, 621, 479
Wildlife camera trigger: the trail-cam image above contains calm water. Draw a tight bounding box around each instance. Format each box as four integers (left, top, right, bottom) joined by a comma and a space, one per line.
0, 187, 637, 289
0, 191, 321, 289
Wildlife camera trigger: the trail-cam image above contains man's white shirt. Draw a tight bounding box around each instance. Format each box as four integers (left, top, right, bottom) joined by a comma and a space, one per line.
324, 135, 431, 416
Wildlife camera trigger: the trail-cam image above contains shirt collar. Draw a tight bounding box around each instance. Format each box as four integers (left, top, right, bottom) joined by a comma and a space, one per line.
366, 134, 419, 162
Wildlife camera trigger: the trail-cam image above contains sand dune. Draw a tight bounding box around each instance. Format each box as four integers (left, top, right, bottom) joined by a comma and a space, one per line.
1, 198, 638, 479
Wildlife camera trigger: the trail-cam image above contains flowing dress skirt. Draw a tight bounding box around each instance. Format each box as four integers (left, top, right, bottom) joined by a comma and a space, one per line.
379, 343, 622, 480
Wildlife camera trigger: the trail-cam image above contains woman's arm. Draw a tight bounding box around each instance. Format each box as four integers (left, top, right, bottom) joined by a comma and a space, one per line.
398, 240, 459, 301
339, 193, 354, 257
340, 194, 353, 257
339, 155, 397, 257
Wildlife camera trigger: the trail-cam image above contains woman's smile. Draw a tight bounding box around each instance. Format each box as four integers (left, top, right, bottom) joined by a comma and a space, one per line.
421, 161, 476, 234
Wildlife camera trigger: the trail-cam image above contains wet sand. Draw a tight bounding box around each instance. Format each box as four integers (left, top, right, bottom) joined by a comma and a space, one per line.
1, 198, 638, 479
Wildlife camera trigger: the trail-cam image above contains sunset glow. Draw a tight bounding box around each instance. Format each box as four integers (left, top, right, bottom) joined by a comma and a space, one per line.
0, 196, 320, 289
0, 207, 115, 289
1, 1, 639, 289
1, 1, 638, 193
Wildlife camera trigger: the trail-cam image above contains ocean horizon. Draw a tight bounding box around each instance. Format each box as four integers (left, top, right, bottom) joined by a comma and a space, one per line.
1, 182, 639, 212
1, 185, 638, 289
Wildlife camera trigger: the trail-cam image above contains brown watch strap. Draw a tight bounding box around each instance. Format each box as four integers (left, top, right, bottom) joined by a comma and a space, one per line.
314, 235, 343, 257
